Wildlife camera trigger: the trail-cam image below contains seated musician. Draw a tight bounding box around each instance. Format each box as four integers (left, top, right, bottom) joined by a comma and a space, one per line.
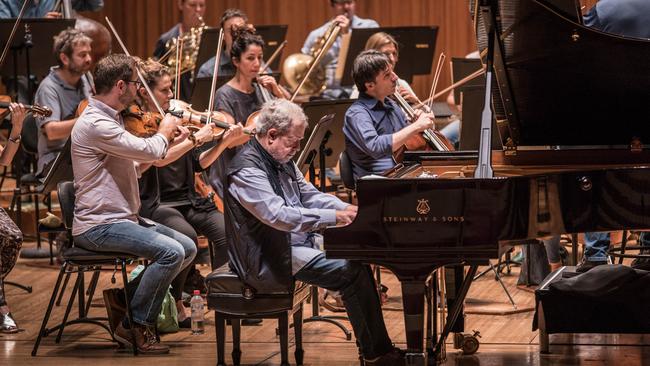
302, 0, 378, 99
225, 98, 404, 366
343, 50, 434, 180
71, 54, 196, 354
153, 0, 205, 101
196, 8, 248, 78
130, 59, 245, 327
0, 103, 27, 334
34, 28, 93, 177
208, 27, 289, 197
0, 0, 103, 18
577, 0, 650, 273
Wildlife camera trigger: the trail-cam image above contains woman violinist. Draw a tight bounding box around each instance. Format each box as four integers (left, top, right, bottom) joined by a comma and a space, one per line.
208, 26, 290, 199
0, 103, 27, 333
129, 59, 245, 328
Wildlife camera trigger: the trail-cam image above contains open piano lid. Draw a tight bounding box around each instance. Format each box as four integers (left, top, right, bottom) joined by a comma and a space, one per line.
472, 0, 650, 150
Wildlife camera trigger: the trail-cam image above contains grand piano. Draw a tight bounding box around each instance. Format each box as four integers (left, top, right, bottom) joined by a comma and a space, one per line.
324, 0, 650, 364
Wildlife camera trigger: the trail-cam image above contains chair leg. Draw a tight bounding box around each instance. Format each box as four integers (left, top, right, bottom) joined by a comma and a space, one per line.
84, 269, 101, 316
55, 270, 81, 343
619, 230, 628, 264
32, 263, 68, 356
231, 319, 241, 365
216, 312, 226, 366
120, 260, 138, 356
56, 272, 71, 306
293, 305, 304, 365
279, 313, 289, 366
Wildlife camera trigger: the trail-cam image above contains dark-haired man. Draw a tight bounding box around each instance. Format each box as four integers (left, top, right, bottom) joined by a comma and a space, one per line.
343, 50, 433, 180
34, 28, 93, 177
153, 0, 206, 101
196, 8, 249, 78
302, 0, 378, 98
71, 54, 196, 354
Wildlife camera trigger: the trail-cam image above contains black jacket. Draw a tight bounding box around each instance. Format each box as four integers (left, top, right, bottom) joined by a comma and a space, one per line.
224, 139, 293, 295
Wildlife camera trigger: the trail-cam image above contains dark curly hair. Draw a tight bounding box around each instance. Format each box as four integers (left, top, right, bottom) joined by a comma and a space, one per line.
230, 26, 264, 61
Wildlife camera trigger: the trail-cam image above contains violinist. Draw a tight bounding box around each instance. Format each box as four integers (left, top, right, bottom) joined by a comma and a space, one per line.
196, 8, 248, 78
34, 28, 92, 177
0, 103, 27, 334
208, 27, 288, 197
343, 50, 434, 180
153, 0, 205, 101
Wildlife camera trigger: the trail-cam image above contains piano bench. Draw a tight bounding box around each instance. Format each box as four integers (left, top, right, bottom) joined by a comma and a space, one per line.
206, 264, 310, 366
534, 265, 650, 354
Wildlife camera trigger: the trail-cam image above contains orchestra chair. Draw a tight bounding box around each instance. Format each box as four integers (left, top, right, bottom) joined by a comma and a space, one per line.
32, 181, 138, 356
206, 264, 310, 366
9, 114, 59, 264
338, 150, 355, 191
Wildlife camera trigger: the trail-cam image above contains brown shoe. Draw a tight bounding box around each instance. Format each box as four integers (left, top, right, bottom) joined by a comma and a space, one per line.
364, 347, 405, 366
115, 322, 170, 354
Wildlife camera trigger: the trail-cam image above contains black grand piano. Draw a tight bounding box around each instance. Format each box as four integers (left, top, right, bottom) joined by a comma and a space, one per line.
324, 0, 650, 364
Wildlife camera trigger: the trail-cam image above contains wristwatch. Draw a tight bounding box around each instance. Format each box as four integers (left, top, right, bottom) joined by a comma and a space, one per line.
8, 135, 21, 144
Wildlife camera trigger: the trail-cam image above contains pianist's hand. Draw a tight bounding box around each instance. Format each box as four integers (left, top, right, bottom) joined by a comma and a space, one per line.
344, 205, 358, 213
336, 209, 357, 226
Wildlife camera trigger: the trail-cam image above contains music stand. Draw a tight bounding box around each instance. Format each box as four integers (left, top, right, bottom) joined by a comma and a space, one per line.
298, 99, 354, 176
451, 57, 484, 104
294, 113, 352, 340
193, 24, 288, 80
339, 26, 438, 86
0, 18, 76, 82
190, 72, 281, 111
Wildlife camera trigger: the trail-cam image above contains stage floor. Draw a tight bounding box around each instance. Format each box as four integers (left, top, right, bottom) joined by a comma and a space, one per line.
2, 240, 649, 365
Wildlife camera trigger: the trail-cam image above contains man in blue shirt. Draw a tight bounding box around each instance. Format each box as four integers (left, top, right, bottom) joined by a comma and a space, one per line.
0, 0, 103, 18
302, 0, 379, 98
577, 0, 650, 273
343, 50, 434, 180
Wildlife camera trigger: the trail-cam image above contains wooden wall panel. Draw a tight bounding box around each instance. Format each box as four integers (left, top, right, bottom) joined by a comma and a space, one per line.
81, 0, 600, 101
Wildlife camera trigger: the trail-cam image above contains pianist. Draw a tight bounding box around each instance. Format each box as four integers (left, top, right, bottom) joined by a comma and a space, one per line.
343, 50, 434, 180
224, 99, 404, 366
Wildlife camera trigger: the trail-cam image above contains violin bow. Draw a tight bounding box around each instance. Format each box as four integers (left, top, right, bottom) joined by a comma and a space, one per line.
205, 28, 225, 126
105, 16, 165, 116
426, 52, 446, 113
174, 36, 184, 100
0, 0, 30, 68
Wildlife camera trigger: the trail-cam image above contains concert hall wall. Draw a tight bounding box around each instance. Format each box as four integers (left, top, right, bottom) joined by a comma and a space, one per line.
82, 0, 597, 101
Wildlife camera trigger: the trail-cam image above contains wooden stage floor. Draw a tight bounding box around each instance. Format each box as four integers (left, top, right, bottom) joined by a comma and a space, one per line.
2, 240, 649, 365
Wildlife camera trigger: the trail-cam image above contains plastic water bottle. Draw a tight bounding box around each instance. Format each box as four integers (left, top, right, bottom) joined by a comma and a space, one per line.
190, 290, 205, 335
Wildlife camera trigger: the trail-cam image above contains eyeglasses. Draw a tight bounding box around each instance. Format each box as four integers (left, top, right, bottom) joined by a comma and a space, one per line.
124, 79, 143, 87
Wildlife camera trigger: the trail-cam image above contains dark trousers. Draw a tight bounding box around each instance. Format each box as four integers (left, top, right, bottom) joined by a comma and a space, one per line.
295, 254, 392, 359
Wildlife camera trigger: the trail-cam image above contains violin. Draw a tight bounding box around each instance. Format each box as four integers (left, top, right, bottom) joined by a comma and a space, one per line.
168, 99, 255, 139
0, 95, 52, 119
122, 103, 162, 138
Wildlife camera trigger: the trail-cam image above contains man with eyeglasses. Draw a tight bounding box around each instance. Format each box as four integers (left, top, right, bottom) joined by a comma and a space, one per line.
71, 53, 196, 354
34, 28, 93, 177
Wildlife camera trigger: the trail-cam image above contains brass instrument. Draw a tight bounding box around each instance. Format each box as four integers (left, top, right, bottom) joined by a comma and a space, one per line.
283, 21, 341, 96
158, 17, 206, 76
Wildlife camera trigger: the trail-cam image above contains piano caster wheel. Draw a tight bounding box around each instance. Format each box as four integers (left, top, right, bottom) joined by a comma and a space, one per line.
453, 330, 481, 355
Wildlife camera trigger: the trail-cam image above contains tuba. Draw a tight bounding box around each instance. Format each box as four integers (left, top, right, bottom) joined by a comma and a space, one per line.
158, 17, 207, 76
283, 21, 341, 96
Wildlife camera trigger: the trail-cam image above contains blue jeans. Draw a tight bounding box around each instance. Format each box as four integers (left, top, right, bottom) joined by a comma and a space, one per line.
583, 232, 610, 262
74, 220, 196, 326
440, 119, 460, 146
295, 254, 392, 359
543, 235, 562, 264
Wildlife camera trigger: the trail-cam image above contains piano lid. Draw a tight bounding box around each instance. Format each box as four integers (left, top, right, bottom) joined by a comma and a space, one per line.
472, 0, 650, 150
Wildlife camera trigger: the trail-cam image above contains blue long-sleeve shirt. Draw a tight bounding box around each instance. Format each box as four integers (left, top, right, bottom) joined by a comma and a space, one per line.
343, 92, 408, 180
0, 0, 103, 18
583, 0, 650, 39
228, 162, 348, 274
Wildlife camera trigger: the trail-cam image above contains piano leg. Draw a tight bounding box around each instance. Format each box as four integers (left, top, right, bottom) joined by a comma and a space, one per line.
401, 280, 427, 366
432, 265, 479, 358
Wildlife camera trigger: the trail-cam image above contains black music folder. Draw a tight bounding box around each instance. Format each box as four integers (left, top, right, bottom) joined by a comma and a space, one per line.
339, 26, 438, 86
